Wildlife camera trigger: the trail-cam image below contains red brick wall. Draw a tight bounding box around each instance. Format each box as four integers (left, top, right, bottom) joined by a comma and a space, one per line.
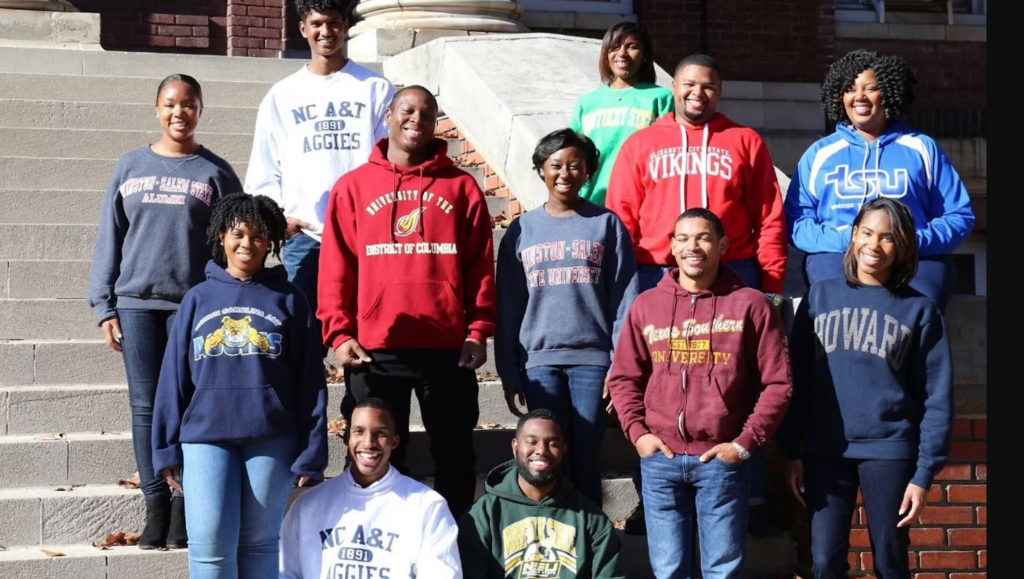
775, 418, 987, 578
226, 0, 285, 57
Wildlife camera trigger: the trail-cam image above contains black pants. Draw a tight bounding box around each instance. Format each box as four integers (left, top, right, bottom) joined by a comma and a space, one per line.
341, 349, 479, 519
804, 457, 915, 579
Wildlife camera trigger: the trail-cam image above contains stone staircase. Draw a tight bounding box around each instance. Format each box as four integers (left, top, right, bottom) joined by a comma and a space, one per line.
0, 41, 931, 578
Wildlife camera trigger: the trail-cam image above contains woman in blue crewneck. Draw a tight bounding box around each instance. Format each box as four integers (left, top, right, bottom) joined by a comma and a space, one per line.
784, 49, 975, 311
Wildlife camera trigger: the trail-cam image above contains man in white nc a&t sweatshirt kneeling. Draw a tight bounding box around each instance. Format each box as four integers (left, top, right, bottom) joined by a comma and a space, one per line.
279, 397, 462, 578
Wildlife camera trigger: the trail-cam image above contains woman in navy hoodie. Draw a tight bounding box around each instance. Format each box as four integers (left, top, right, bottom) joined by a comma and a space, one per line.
784, 49, 974, 311
152, 193, 328, 579
779, 197, 953, 579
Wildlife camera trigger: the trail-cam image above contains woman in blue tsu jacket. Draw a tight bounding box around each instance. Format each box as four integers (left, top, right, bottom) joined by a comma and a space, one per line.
152, 193, 328, 579
784, 49, 974, 311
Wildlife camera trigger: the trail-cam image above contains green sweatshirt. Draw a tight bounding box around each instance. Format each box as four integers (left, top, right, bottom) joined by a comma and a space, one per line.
457, 460, 623, 579
570, 82, 675, 206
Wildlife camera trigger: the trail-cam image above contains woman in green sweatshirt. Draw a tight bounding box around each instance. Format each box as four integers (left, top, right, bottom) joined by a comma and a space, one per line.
570, 22, 674, 206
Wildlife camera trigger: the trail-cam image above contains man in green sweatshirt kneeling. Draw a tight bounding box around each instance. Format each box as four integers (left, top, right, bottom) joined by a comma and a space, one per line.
457, 408, 623, 578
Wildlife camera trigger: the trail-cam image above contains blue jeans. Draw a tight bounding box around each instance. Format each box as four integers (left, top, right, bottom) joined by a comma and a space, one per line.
804, 252, 955, 312
803, 457, 914, 579
282, 232, 325, 354
118, 308, 177, 501
641, 452, 749, 578
523, 365, 609, 506
182, 438, 298, 579
634, 259, 767, 506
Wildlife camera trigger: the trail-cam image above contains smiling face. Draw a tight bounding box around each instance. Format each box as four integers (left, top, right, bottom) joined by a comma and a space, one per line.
843, 68, 887, 140
220, 220, 270, 279
672, 64, 721, 127
155, 81, 201, 143
607, 33, 644, 85
299, 8, 348, 59
347, 407, 399, 486
671, 217, 728, 288
386, 88, 437, 154
542, 146, 588, 206
851, 209, 897, 286
513, 418, 565, 490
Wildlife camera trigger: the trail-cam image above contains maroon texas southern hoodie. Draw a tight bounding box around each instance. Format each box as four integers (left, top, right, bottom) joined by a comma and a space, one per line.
607, 266, 792, 456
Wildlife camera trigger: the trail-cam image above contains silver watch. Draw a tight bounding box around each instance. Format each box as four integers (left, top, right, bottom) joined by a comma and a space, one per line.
732, 442, 750, 460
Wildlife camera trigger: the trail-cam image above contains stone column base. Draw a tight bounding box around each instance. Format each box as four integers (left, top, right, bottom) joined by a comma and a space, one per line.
0, 7, 99, 44
347, 27, 495, 62
0, 0, 77, 10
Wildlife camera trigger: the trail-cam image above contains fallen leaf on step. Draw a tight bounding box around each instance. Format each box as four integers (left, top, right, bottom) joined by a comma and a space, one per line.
117, 472, 141, 489
36, 433, 65, 440
0, 545, 7, 551
124, 532, 142, 546
326, 363, 345, 384
92, 531, 142, 549
53, 486, 73, 492
612, 519, 626, 530
327, 417, 348, 436
476, 371, 498, 381
475, 422, 503, 430
41, 549, 65, 557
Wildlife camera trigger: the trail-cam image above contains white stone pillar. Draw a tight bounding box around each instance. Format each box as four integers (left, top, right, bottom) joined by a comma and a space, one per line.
0, 0, 76, 10
346, 0, 527, 61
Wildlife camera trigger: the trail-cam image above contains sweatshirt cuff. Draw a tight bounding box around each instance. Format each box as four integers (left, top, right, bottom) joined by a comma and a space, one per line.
626, 422, 651, 446
332, 333, 356, 352
152, 446, 183, 478
467, 329, 488, 343
734, 430, 762, 453
94, 305, 117, 326
761, 277, 784, 295
910, 466, 937, 490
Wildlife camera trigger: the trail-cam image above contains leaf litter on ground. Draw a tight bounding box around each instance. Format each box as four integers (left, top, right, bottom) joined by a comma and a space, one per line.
93, 531, 141, 550
41, 549, 64, 557
327, 416, 348, 437
118, 472, 141, 489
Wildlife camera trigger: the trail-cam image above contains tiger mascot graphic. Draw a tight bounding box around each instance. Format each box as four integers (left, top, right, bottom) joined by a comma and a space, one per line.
203, 315, 270, 354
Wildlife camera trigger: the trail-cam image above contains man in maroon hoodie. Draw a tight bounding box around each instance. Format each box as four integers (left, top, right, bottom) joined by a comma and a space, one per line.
607, 207, 792, 577
318, 85, 496, 519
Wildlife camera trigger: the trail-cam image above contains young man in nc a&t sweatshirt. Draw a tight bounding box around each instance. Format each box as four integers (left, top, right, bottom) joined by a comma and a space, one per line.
607, 208, 793, 578
458, 408, 623, 578
317, 85, 496, 520
280, 397, 462, 578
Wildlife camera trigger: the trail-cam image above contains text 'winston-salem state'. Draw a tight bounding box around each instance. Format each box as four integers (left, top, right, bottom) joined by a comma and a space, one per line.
118, 176, 214, 206
290, 100, 369, 153
520, 239, 606, 289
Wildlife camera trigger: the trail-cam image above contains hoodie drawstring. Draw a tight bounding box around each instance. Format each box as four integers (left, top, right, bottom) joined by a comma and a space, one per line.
418, 166, 425, 237
679, 124, 711, 212
390, 164, 400, 243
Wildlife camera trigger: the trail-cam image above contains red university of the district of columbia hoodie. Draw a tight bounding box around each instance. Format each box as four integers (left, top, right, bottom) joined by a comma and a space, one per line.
318, 137, 497, 352
607, 266, 792, 456
606, 112, 788, 294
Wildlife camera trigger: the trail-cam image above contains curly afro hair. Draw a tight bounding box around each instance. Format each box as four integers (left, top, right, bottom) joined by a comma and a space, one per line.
207, 193, 287, 268
821, 49, 917, 124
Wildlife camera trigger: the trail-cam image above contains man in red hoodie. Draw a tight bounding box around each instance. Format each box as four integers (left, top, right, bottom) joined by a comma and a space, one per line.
318, 85, 496, 518
606, 52, 788, 536
607, 208, 792, 577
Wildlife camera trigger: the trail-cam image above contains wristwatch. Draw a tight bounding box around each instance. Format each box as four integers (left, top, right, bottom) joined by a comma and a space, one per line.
765, 292, 783, 307
732, 442, 751, 460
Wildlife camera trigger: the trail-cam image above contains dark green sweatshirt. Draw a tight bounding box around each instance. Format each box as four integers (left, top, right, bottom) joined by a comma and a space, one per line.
457, 460, 623, 578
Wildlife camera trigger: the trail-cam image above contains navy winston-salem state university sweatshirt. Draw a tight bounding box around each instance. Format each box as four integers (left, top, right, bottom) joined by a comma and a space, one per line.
151, 261, 328, 478
777, 277, 954, 489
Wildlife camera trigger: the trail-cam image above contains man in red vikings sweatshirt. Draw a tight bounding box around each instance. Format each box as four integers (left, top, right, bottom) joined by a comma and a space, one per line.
606, 52, 788, 537
607, 208, 792, 578
318, 85, 496, 519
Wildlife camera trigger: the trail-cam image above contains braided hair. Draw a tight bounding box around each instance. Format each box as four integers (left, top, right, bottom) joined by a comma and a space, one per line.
821, 49, 917, 124
206, 193, 287, 268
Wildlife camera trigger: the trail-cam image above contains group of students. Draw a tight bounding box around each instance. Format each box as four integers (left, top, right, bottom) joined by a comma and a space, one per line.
82, 0, 974, 577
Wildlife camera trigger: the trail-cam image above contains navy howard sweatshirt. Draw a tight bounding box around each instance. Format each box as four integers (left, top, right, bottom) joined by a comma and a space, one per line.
777, 277, 954, 488
151, 261, 328, 478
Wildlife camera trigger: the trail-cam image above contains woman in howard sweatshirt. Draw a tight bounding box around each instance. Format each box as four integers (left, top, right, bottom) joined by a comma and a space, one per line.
778, 197, 953, 579
784, 49, 975, 312
152, 193, 328, 579
495, 128, 638, 507
569, 21, 674, 206
85, 73, 243, 549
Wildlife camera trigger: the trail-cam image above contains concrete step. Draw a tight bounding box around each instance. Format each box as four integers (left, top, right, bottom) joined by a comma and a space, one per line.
0, 45, 382, 82
0, 99, 258, 134
0, 299, 97, 340
0, 544, 189, 579
0, 190, 103, 225
0, 158, 246, 195
0, 424, 638, 489
0, 71, 274, 108
0, 128, 253, 164
0, 380, 516, 435
3, 260, 93, 300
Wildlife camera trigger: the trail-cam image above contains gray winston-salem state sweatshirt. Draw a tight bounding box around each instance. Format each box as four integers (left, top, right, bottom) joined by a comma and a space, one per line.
86, 145, 243, 323
495, 200, 640, 389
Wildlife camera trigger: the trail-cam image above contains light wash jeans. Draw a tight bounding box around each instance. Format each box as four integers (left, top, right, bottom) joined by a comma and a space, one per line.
181, 438, 298, 579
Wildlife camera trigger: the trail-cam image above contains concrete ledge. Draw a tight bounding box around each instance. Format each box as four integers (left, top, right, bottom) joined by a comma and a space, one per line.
836, 21, 986, 42
0, 8, 99, 44
521, 10, 636, 30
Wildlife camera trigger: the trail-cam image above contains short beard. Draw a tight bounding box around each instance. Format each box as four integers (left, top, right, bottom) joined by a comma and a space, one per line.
516, 458, 557, 488
683, 108, 711, 123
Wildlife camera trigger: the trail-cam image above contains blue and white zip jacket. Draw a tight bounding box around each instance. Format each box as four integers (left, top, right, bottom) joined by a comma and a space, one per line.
784, 121, 975, 256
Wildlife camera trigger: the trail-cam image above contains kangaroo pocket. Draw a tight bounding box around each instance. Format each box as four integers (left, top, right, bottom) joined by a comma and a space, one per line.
358, 280, 465, 346
686, 375, 740, 443
644, 373, 683, 441
180, 385, 294, 442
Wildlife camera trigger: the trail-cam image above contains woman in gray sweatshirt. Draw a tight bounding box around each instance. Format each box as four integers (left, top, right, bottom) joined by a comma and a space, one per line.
85, 74, 243, 549
496, 129, 639, 506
